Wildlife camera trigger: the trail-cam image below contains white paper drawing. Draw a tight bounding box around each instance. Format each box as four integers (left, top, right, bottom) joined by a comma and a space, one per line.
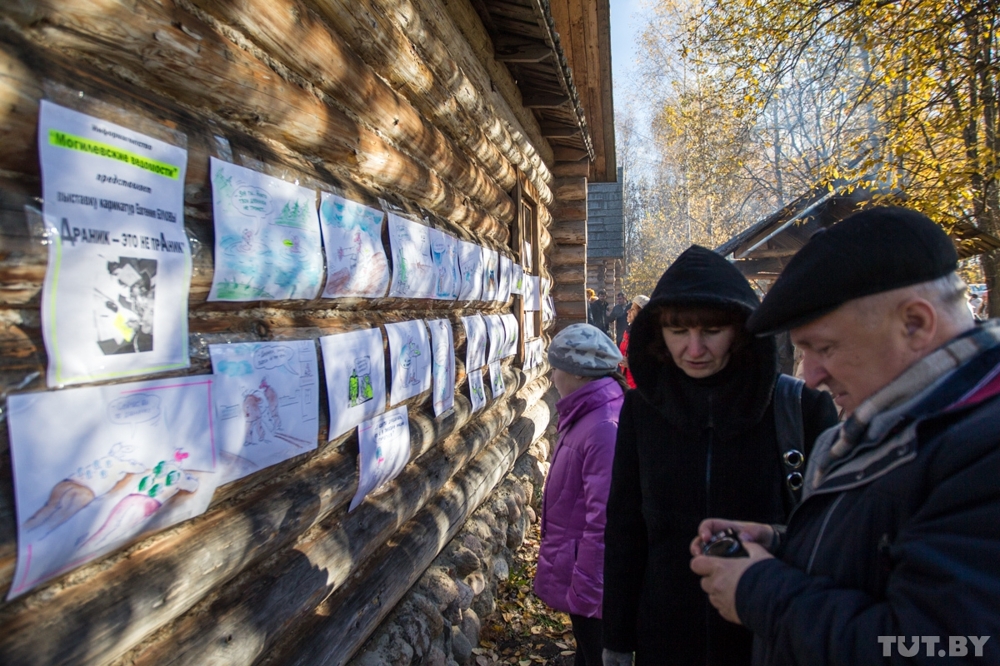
208, 158, 323, 302
457, 240, 484, 301
523, 240, 533, 272
497, 255, 512, 304
388, 214, 436, 299
524, 338, 545, 370
318, 193, 389, 298
210, 340, 319, 483
6, 376, 216, 599
489, 361, 505, 398
484, 314, 506, 364
511, 264, 523, 295
320, 328, 387, 440
524, 315, 536, 340
38, 101, 191, 387
461, 314, 487, 371
500, 313, 519, 359
429, 228, 460, 301
386, 320, 432, 406
350, 406, 411, 511
524, 275, 541, 312
468, 368, 486, 413
482, 248, 499, 302
427, 319, 455, 417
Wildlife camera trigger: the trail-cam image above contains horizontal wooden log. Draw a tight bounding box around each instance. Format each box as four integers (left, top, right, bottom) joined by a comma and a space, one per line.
549, 245, 587, 267
552, 283, 585, 303
263, 393, 557, 666
186, 0, 514, 222
305, 0, 554, 204
552, 220, 587, 245
551, 200, 588, 222
0, 12, 508, 239
555, 301, 587, 319
551, 264, 586, 286
552, 159, 591, 178
118, 374, 550, 666
553, 177, 588, 201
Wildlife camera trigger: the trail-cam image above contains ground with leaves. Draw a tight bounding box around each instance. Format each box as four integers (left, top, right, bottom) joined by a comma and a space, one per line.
474, 522, 577, 665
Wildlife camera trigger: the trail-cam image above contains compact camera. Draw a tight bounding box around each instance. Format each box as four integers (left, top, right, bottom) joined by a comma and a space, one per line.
701, 528, 749, 558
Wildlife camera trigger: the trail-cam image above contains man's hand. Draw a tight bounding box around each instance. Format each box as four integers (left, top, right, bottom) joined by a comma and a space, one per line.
602, 649, 633, 666
690, 542, 773, 624
689, 518, 775, 556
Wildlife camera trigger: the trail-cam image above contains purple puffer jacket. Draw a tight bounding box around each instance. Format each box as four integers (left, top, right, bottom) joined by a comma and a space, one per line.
534, 377, 623, 618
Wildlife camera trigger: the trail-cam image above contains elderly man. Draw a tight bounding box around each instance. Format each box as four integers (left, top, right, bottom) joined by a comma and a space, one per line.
689, 207, 999, 664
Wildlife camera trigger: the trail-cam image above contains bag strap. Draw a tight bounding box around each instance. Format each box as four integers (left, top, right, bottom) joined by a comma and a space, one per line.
774, 374, 805, 508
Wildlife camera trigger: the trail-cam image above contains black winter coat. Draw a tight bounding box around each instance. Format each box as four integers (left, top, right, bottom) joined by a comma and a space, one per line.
737, 325, 1000, 665
602, 246, 838, 665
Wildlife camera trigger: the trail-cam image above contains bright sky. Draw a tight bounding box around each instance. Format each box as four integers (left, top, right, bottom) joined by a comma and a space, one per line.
609, 0, 646, 120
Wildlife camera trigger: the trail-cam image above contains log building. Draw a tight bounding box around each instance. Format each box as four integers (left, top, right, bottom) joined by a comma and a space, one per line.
0, 0, 615, 664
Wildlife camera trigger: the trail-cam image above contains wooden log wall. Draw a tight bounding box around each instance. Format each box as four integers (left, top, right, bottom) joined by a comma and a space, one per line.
0, 0, 561, 660
550, 159, 589, 329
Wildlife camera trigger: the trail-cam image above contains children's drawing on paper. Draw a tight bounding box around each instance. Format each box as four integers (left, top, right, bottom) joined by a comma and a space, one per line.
210, 340, 319, 483
542, 277, 555, 321
523, 338, 545, 371
350, 406, 411, 511
482, 249, 499, 302
511, 264, 524, 295
500, 313, 519, 359
6, 377, 216, 599
388, 214, 436, 299
429, 228, 460, 300
427, 319, 455, 417
498, 255, 513, 303
93, 257, 156, 355
209, 157, 323, 301
386, 320, 432, 406
522, 240, 533, 272
320, 328, 387, 440
524, 275, 541, 312
489, 361, 505, 398
38, 101, 190, 386
457, 240, 485, 301
524, 314, 536, 340
484, 314, 505, 364
468, 369, 486, 413
461, 314, 487, 371
318, 193, 389, 298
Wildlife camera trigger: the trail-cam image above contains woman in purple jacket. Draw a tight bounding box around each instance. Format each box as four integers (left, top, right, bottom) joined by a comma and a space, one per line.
534, 323, 625, 666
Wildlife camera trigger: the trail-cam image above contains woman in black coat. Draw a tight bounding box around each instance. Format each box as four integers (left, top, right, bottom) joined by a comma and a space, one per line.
601, 246, 838, 666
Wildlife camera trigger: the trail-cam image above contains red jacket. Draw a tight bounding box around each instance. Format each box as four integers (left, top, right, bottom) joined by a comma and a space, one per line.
619, 332, 635, 389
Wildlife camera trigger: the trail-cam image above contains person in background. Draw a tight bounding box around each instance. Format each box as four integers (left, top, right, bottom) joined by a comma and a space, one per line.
618, 295, 649, 389
602, 246, 837, 666
690, 207, 1000, 665
610, 292, 630, 346
590, 289, 611, 337
586, 288, 597, 325
534, 324, 626, 666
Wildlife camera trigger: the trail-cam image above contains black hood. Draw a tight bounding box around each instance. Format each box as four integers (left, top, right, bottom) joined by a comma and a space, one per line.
628, 245, 778, 435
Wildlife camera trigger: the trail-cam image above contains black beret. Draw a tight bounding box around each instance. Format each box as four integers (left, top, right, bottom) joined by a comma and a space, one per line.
746, 206, 958, 335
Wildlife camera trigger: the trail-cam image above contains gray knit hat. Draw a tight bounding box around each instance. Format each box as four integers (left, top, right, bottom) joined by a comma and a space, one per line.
548, 323, 623, 376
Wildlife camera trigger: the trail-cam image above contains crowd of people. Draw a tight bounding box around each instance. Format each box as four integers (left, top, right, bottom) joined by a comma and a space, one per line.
535, 206, 1000, 665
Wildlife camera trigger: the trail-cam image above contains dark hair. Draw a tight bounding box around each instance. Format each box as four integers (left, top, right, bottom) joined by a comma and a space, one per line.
600, 370, 630, 392
647, 304, 751, 365
598, 289, 607, 296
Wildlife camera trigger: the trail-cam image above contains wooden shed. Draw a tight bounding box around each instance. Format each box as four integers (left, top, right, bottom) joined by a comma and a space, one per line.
0, 0, 615, 664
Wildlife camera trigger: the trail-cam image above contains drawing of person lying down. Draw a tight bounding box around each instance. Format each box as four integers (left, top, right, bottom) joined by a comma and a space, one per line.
24, 443, 146, 536
80, 460, 199, 550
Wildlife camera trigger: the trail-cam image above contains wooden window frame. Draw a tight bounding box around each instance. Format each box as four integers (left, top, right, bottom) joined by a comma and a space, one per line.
513, 173, 542, 365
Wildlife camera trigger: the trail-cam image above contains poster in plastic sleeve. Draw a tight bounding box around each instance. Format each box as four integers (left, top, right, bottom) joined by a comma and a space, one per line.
489, 361, 505, 398
484, 314, 505, 363
511, 264, 524, 295
541, 278, 555, 321
427, 319, 455, 417
468, 368, 486, 413
208, 157, 323, 301
497, 254, 512, 303
318, 193, 389, 298
388, 214, 436, 299
500, 313, 519, 358
482, 248, 499, 302
38, 100, 191, 387
319, 328, 387, 440
429, 228, 460, 300
524, 275, 541, 312
6, 376, 216, 599
350, 405, 410, 511
458, 240, 484, 301
385, 320, 432, 406
210, 340, 319, 483
461, 314, 487, 370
